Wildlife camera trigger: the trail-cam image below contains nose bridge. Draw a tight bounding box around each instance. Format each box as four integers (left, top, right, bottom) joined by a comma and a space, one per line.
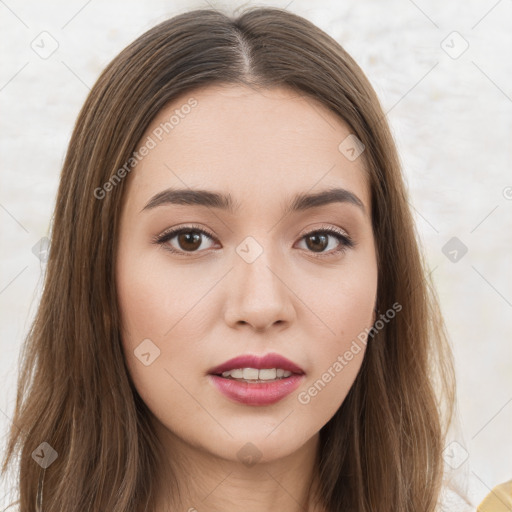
224, 233, 293, 330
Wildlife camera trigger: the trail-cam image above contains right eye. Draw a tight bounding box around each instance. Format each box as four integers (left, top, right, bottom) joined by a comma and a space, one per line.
153, 225, 219, 255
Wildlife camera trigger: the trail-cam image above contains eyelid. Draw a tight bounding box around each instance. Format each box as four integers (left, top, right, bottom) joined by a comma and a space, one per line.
298, 223, 350, 241
154, 223, 216, 241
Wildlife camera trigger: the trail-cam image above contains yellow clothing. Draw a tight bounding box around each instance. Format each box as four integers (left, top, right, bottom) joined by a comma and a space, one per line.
477, 479, 512, 512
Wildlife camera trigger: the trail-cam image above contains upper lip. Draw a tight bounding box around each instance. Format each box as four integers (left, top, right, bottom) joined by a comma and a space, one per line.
208, 352, 305, 375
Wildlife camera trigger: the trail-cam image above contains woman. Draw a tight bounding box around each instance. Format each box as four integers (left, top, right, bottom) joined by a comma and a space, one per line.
1, 6, 459, 511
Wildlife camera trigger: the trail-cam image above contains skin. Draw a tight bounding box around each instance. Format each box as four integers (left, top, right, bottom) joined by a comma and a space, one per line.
115, 84, 378, 512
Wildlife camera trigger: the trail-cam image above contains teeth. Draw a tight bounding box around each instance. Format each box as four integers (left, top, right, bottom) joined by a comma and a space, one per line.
243, 368, 260, 380
257, 368, 276, 380
220, 368, 293, 380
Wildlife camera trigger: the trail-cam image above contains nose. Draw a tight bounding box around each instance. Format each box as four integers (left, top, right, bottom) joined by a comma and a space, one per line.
223, 244, 295, 332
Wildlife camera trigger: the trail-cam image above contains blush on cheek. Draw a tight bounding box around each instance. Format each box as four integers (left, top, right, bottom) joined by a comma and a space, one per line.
116, 257, 177, 338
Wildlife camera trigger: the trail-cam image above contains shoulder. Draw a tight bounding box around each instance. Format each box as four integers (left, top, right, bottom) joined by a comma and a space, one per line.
477, 479, 512, 512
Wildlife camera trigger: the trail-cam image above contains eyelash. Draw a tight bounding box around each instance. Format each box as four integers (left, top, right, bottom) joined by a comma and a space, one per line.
152, 223, 355, 259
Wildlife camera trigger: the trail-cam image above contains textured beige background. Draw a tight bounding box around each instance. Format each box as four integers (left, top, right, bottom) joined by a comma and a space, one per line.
1, 0, 511, 509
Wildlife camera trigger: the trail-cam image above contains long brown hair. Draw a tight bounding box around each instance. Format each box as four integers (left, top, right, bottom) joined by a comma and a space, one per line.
1, 6, 455, 511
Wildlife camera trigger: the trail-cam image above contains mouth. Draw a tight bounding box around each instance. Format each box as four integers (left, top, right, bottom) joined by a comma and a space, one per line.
207, 352, 305, 382
207, 352, 305, 405
211, 367, 302, 383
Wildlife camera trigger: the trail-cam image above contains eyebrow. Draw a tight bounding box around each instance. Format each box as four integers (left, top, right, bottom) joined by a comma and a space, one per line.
141, 186, 366, 216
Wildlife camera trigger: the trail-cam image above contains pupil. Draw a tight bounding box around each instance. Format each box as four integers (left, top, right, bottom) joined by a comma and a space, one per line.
179, 232, 201, 251
307, 233, 327, 252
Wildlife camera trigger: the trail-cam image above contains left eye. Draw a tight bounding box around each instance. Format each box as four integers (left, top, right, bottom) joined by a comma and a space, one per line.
154, 225, 354, 256
296, 228, 354, 255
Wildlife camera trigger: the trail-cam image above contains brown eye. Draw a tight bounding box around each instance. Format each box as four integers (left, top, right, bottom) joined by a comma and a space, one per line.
154, 226, 217, 254
176, 231, 202, 251
297, 228, 354, 257
305, 233, 329, 252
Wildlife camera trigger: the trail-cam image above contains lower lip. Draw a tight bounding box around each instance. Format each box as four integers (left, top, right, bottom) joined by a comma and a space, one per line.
208, 374, 305, 406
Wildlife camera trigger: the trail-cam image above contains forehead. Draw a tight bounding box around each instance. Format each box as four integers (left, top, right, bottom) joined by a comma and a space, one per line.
124, 84, 370, 215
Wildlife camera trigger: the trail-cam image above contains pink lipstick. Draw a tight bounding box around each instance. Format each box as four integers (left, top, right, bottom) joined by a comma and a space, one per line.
207, 352, 305, 406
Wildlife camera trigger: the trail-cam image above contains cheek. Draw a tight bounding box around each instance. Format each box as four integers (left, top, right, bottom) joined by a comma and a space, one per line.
116, 248, 211, 342
294, 259, 377, 415
295, 313, 370, 422
115, 248, 219, 390
297, 249, 377, 344
115, 252, 215, 431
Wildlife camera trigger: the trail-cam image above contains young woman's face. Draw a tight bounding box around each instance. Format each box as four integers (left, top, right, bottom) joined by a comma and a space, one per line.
116, 84, 377, 464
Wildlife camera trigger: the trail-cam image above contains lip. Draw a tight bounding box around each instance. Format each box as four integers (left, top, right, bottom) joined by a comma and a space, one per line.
207, 352, 306, 406
208, 374, 305, 406
207, 352, 305, 376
